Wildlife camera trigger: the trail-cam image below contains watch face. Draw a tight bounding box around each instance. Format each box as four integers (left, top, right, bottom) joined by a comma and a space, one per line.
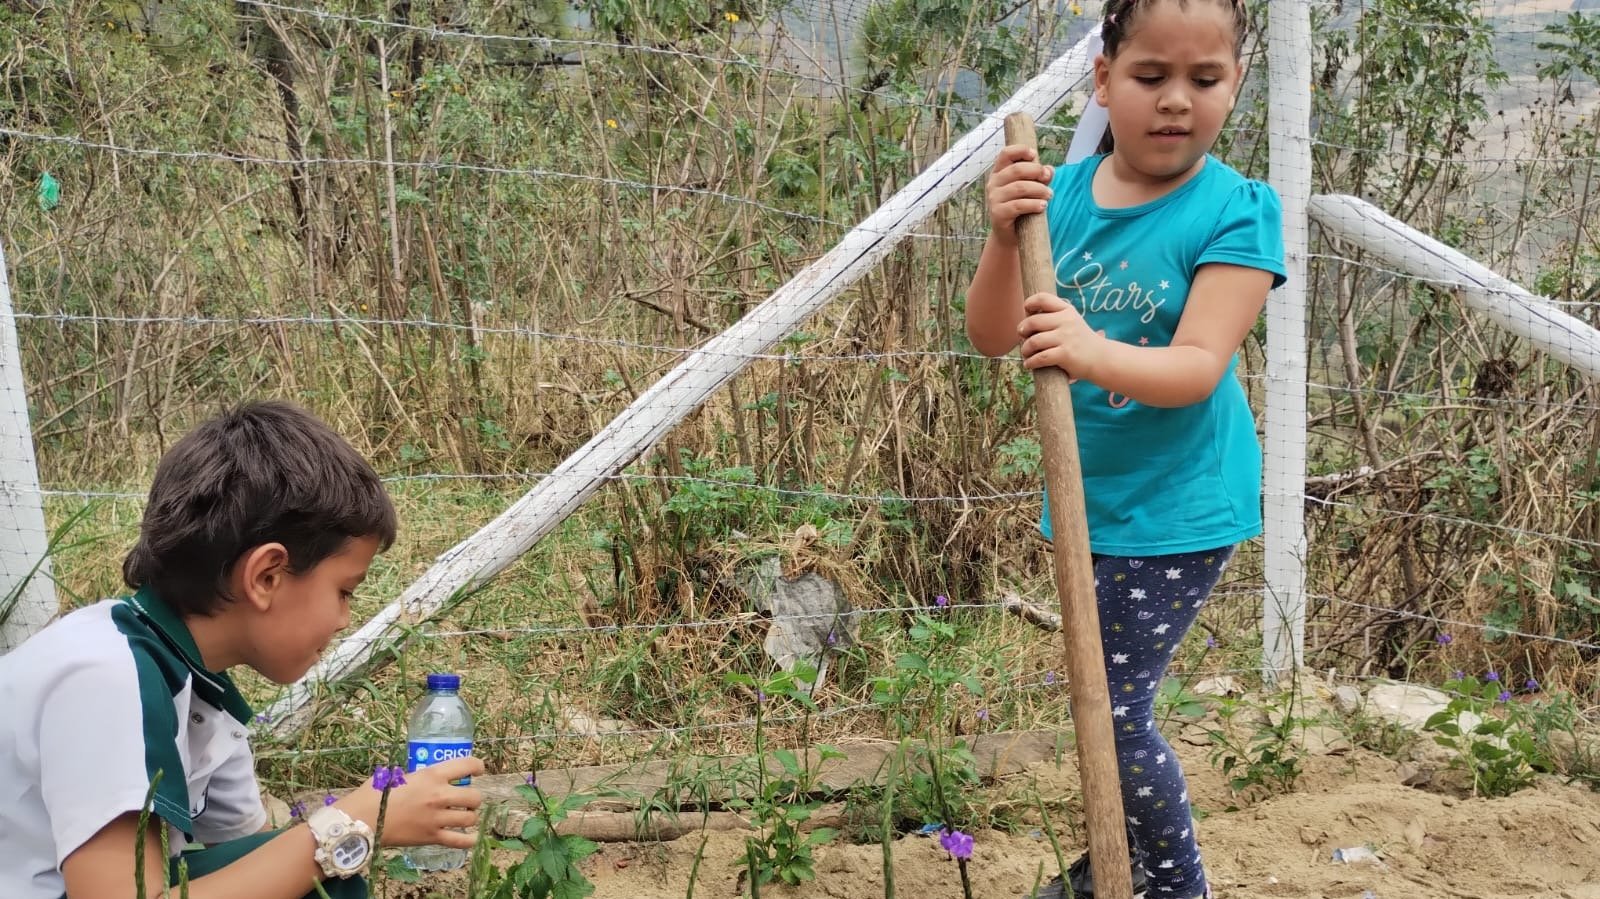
331, 834, 370, 870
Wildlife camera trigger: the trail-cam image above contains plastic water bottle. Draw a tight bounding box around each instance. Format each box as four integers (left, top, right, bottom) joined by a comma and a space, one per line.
402, 673, 474, 871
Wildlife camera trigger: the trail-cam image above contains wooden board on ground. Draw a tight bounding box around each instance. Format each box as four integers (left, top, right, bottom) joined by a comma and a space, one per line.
473, 729, 1072, 840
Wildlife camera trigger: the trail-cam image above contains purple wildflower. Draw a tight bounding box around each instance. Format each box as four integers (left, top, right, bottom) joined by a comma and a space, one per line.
323, 793, 337, 807
289, 800, 307, 820
939, 828, 975, 860
1485, 670, 1500, 682
935, 594, 949, 608
826, 630, 837, 647
1453, 670, 1465, 681
1435, 633, 1453, 645
1497, 690, 1512, 702
373, 765, 407, 791
757, 689, 768, 703
254, 713, 272, 724
976, 708, 989, 722
1205, 636, 1217, 649
526, 772, 537, 786
1524, 678, 1540, 692
1044, 671, 1057, 686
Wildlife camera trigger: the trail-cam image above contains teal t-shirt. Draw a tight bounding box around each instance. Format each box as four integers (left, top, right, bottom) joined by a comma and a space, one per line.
1038, 154, 1287, 556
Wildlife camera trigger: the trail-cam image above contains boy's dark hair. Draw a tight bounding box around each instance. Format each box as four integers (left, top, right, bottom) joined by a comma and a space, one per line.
1095, 0, 1251, 154
1101, 0, 1250, 59
122, 400, 397, 616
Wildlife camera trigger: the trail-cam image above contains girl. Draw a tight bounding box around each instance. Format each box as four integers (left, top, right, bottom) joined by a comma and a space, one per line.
966, 0, 1284, 897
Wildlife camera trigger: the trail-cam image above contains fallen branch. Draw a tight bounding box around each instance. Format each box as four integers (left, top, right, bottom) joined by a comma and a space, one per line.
1002, 591, 1062, 633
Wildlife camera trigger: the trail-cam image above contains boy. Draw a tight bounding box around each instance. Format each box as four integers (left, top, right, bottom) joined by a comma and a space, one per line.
0, 401, 484, 899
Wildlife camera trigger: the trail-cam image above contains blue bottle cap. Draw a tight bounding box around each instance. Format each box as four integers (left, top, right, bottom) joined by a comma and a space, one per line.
425, 673, 461, 691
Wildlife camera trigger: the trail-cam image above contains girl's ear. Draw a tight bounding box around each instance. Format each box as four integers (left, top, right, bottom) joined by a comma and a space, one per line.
1093, 53, 1111, 106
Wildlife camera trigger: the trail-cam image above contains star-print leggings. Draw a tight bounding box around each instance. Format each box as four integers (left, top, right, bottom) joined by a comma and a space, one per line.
1094, 545, 1233, 899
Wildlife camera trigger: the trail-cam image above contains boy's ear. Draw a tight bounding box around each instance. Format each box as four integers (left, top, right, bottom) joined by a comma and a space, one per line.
1093, 53, 1110, 106
236, 543, 291, 611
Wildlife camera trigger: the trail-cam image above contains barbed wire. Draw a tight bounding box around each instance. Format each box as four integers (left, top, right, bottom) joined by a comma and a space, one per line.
1309, 134, 1600, 166
252, 663, 1274, 761
259, 588, 1267, 647
14, 118, 1600, 190
232, 0, 1100, 133
8, 311, 1001, 362
1318, 594, 1600, 653
0, 127, 984, 243
28, 467, 1600, 553
1305, 495, 1600, 551
255, 697, 888, 760
1302, 378, 1600, 416
12, 309, 1599, 410
33, 472, 1041, 504
253, 634, 1598, 762
1310, 253, 1600, 309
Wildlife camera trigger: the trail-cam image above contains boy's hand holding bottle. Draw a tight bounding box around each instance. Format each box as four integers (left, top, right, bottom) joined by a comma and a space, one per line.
333, 756, 485, 851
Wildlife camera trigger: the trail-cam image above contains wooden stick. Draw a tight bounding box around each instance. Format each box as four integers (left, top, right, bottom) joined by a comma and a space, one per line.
1005, 112, 1133, 899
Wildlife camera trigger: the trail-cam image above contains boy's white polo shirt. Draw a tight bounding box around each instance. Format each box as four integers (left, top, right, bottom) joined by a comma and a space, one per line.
0, 589, 268, 899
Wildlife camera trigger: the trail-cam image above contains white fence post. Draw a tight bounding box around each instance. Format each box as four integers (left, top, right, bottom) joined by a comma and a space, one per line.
0, 238, 58, 652
1262, 0, 1313, 681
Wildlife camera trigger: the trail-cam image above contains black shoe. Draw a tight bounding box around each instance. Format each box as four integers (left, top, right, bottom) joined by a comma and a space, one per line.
1028, 856, 1148, 899
1026, 823, 1148, 899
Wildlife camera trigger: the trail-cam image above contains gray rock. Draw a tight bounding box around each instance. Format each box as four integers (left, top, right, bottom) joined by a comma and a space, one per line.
1333, 685, 1364, 714
1193, 675, 1244, 697
1299, 724, 1353, 755
261, 792, 293, 828
739, 555, 857, 691
1395, 761, 1434, 787
1366, 683, 1479, 731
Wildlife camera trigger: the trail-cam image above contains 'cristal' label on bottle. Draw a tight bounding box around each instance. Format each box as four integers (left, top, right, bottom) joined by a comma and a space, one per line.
406, 740, 473, 785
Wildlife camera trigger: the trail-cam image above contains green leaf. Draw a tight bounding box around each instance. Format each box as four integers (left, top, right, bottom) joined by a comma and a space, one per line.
551, 876, 596, 899
538, 841, 567, 881
383, 855, 422, 882
895, 653, 928, 673
560, 793, 596, 814
774, 748, 802, 776
780, 860, 815, 884
563, 835, 601, 862
805, 827, 839, 846
393, 184, 431, 207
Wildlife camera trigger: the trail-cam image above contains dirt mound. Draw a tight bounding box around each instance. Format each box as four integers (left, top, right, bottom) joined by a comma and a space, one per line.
395, 741, 1600, 898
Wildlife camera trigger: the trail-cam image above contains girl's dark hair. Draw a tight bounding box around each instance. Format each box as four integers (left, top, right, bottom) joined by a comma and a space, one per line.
1101, 0, 1250, 59
1094, 0, 1251, 153
122, 400, 397, 615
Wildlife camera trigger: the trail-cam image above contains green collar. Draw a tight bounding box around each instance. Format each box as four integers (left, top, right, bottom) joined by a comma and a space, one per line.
124, 588, 255, 725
